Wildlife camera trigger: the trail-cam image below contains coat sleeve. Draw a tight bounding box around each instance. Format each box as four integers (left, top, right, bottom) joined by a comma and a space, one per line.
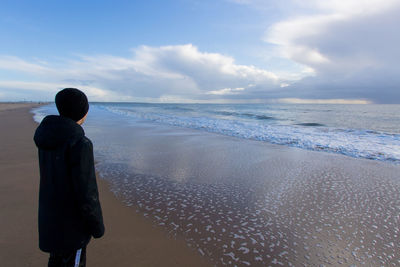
70, 137, 105, 238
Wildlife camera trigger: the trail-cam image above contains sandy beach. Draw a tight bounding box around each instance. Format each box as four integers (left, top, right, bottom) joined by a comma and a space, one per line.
0, 103, 210, 267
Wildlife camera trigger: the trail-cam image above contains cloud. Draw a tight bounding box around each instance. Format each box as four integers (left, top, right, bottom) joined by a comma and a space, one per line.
263, 0, 400, 103
0, 56, 50, 74
0, 44, 283, 102
277, 98, 371, 104
206, 87, 245, 95
0, 80, 116, 101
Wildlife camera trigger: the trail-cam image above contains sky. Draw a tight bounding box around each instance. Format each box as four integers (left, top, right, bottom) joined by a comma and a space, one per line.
0, 0, 399, 103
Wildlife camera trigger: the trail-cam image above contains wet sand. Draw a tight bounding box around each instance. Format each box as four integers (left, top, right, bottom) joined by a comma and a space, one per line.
0, 104, 210, 267
90, 113, 400, 266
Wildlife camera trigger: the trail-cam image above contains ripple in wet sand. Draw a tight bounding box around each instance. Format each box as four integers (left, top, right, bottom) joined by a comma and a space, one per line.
98, 158, 400, 266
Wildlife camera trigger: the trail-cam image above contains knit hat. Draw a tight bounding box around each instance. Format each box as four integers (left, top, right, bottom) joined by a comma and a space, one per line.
55, 88, 89, 121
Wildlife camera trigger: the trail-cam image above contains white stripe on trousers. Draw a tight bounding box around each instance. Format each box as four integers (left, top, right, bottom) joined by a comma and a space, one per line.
74, 249, 82, 267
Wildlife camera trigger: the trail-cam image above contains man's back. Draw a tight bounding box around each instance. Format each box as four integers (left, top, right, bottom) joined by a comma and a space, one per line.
34, 88, 104, 266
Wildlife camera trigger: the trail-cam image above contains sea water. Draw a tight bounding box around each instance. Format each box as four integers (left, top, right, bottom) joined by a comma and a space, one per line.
33, 103, 400, 163
32, 103, 400, 266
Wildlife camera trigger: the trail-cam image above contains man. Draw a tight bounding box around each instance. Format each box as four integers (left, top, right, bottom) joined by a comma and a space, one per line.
34, 88, 105, 267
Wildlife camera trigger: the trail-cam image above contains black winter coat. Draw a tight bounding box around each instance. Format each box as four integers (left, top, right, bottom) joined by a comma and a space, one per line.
34, 115, 104, 253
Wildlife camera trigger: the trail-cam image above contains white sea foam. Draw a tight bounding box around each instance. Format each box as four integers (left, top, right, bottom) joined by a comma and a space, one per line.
32, 108, 48, 123
32, 103, 400, 163
101, 104, 400, 163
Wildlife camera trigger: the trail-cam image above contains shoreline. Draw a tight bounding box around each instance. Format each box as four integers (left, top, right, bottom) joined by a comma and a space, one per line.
0, 103, 210, 267
4, 103, 400, 266
91, 176, 211, 267
84, 105, 400, 266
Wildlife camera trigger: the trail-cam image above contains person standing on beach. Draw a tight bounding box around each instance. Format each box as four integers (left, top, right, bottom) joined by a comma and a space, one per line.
34, 88, 105, 267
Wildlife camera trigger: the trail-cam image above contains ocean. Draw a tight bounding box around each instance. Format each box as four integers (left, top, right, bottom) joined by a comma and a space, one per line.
34, 103, 400, 163
32, 103, 400, 266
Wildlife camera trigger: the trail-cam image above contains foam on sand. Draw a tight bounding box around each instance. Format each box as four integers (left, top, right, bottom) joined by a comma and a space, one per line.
95, 131, 400, 266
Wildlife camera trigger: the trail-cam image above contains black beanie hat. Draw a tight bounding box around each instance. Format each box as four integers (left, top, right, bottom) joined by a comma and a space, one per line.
55, 88, 89, 121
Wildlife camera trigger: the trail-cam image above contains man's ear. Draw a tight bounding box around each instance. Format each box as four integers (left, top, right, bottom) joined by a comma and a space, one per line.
77, 112, 88, 125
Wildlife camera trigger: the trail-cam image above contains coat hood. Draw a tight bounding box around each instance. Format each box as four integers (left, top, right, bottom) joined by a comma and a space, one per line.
34, 115, 85, 150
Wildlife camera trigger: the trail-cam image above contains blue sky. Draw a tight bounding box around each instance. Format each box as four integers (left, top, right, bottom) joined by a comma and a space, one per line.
0, 0, 399, 103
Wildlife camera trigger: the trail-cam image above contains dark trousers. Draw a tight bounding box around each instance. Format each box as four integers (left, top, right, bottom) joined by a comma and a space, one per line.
48, 246, 86, 267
